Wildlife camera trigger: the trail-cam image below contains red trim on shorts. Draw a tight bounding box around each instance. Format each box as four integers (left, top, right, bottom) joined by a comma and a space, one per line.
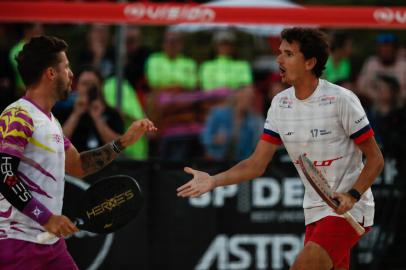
304, 216, 371, 269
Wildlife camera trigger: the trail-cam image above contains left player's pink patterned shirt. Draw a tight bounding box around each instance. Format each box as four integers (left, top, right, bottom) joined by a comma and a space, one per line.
0, 97, 71, 244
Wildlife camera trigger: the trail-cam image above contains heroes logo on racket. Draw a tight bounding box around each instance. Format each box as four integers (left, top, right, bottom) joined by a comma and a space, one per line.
37, 175, 143, 243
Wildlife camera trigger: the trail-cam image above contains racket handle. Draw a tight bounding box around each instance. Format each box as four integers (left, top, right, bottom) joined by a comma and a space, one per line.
37, 232, 58, 243
342, 212, 365, 236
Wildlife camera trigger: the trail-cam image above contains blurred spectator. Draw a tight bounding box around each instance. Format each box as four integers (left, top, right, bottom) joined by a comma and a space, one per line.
357, 33, 406, 102
77, 24, 115, 78
9, 23, 44, 96
367, 75, 401, 147
380, 96, 406, 171
124, 26, 151, 98
324, 32, 353, 84
0, 26, 16, 112
262, 73, 288, 116
201, 86, 263, 161
146, 29, 197, 92
145, 29, 198, 154
199, 30, 253, 91
53, 67, 124, 152
103, 76, 148, 160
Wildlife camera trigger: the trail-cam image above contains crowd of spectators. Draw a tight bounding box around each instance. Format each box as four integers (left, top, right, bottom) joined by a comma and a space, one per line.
1, 23, 405, 163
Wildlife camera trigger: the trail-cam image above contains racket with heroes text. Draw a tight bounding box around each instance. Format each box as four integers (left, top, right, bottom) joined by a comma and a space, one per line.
37, 175, 143, 243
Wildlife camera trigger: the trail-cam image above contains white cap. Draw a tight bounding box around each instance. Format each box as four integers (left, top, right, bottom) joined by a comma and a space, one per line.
213, 30, 236, 43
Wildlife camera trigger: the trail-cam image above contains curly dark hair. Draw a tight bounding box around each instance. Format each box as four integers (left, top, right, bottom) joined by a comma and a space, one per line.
281, 28, 329, 78
16, 35, 68, 87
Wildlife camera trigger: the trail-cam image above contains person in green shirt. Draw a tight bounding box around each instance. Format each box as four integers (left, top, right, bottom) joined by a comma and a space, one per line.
9, 23, 44, 96
145, 29, 198, 136
146, 30, 197, 91
323, 32, 353, 84
199, 30, 253, 92
103, 77, 148, 160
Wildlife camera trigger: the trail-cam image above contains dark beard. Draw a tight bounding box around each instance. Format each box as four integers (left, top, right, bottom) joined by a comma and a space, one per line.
55, 77, 69, 101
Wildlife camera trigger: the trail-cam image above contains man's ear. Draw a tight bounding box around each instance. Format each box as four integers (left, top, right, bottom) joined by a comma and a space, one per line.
45, 67, 56, 81
305, 57, 317, 72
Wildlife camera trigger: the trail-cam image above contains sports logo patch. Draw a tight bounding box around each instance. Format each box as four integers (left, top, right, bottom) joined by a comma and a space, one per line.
278, 97, 293, 109
319, 95, 337, 106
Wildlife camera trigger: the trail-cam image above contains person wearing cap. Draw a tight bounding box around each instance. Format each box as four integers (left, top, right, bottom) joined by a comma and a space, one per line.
199, 30, 253, 91
357, 33, 406, 103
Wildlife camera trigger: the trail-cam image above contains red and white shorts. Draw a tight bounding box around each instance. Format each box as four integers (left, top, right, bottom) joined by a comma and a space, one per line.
304, 216, 371, 269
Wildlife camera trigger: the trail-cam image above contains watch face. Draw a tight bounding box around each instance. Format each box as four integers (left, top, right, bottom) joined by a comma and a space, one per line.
348, 189, 361, 201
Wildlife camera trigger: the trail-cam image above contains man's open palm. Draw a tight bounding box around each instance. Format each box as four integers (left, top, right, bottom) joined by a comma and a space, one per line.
177, 167, 216, 198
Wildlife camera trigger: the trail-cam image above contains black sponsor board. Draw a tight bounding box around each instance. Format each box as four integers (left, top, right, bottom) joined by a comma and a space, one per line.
63, 153, 404, 269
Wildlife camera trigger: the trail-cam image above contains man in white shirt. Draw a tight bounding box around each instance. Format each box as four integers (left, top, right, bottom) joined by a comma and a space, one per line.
177, 28, 384, 270
0, 36, 156, 270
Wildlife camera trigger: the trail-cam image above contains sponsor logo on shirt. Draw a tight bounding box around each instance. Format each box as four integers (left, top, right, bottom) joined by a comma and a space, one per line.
320, 129, 332, 136
318, 95, 337, 106
278, 97, 293, 109
310, 128, 332, 138
51, 134, 63, 144
294, 154, 343, 167
355, 115, 366, 124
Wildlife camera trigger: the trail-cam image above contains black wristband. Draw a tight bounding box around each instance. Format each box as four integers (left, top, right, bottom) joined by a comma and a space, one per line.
111, 139, 125, 154
347, 188, 361, 202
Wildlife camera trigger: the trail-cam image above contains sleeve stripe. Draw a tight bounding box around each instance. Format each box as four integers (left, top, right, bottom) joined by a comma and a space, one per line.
350, 124, 375, 144
263, 128, 281, 138
261, 129, 282, 145
0, 145, 24, 158
64, 137, 71, 151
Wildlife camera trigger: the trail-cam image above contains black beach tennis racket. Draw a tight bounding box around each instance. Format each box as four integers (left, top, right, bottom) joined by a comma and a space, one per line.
37, 175, 143, 243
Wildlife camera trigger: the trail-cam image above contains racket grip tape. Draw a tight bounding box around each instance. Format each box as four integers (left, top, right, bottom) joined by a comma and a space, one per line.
37, 232, 58, 243
342, 212, 365, 236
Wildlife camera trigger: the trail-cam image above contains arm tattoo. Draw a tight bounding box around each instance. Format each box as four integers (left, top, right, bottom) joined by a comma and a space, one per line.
80, 143, 118, 175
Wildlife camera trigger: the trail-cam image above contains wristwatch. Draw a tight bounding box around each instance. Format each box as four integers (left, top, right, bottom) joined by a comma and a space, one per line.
347, 188, 361, 202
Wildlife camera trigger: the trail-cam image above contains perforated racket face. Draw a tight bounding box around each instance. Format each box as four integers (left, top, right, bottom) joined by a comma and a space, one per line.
78, 175, 144, 234
298, 154, 339, 210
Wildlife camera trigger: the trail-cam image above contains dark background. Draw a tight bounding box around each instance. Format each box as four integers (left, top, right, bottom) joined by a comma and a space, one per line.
64, 150, 405, 270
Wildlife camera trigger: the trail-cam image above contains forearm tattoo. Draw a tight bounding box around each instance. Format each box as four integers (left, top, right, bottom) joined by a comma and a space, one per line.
80, 143, 118, 175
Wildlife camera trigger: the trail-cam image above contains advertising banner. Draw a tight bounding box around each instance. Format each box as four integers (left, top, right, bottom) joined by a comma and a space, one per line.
63, 153, 404, 270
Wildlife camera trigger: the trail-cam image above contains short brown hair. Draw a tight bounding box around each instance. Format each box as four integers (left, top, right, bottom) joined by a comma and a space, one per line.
281, 28, 329, 78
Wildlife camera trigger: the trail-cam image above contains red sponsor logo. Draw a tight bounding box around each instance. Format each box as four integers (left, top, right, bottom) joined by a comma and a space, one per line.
373, 8, 406, 24
5, 175, 18, 186
294, 154, 343, 167
124, 4, 216, 22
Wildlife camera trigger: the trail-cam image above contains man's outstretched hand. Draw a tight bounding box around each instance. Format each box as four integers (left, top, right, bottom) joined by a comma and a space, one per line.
121, 118, 157, 147
177, 167, 216, 198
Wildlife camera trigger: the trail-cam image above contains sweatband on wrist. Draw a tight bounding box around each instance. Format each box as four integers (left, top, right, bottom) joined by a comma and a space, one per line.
22, 198, 53, 225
